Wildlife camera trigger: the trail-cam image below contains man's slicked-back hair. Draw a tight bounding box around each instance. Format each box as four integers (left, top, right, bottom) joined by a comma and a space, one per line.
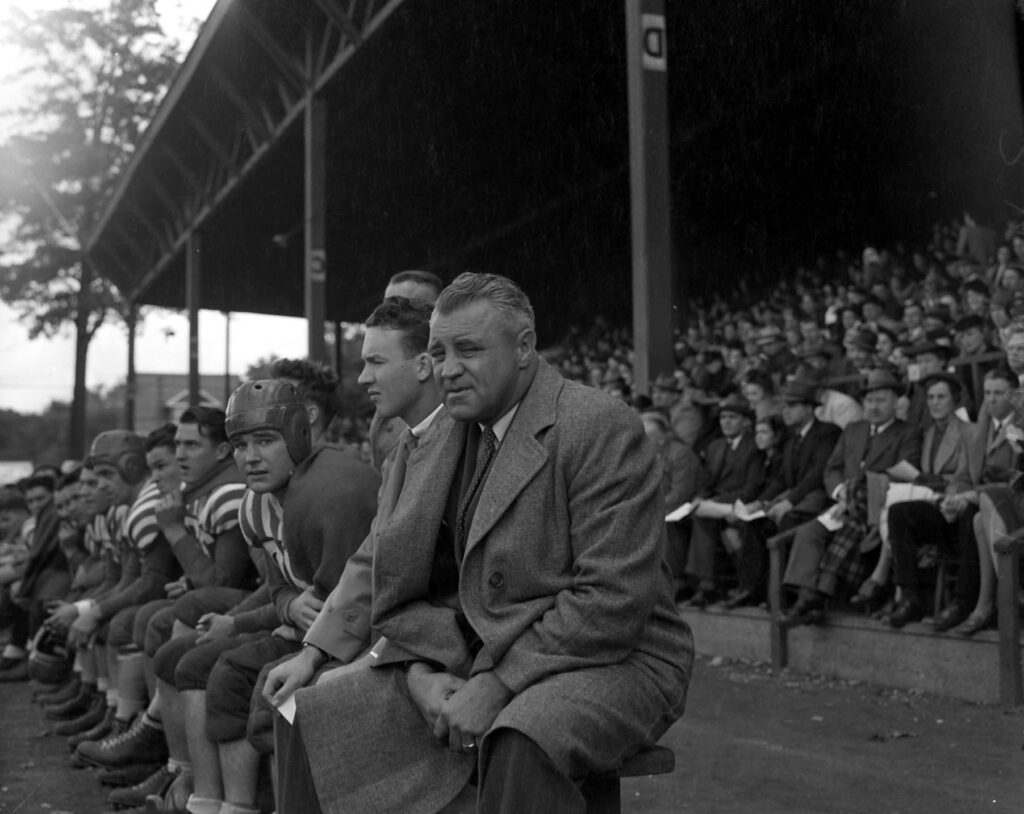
365, 297, 433, 357
388, 269, 444, 299
434, 272, 536, 335
145, 423, 178, 454
179, 406, 229, 445
269, 358, 343, 426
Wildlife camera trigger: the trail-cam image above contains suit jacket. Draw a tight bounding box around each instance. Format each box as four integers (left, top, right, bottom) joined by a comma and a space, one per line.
700, 432, 763, 503
953, 420, 1016, 491
297, 361, 693, 813
763, 419, 841, 508
305, 415, 443, 661
917, 417, 968, 488
823, 418, 922, 495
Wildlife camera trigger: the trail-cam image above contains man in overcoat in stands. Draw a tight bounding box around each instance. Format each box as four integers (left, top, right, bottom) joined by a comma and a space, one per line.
289, 273, 693, 813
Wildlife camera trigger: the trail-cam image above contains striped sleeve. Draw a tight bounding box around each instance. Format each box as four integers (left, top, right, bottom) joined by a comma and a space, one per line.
237, 490, 283, 549
105, 505, 130, 562
200, 483, 246, 537
127, 482, 164, 551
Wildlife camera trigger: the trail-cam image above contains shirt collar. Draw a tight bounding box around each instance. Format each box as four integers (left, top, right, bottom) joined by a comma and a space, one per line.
409, 403, 444, 438
872, 418, 895, 435
799, 419, 814, 439
484, 403, 520, 444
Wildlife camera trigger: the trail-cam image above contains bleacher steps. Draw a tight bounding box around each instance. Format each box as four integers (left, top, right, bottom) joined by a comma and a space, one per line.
678, 605, 1016, 704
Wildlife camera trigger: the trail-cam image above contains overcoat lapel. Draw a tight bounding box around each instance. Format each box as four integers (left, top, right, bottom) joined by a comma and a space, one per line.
464, 364, 559, 556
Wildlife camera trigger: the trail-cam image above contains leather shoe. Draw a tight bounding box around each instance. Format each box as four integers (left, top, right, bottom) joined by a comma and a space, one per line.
780, 593, 826, 627
723, 589, 761, 610
887, 597, 923, 629
932, 599, 969, 633
954, 608, 995, 637
850, 578, 888, 613
681, 589, 718, 609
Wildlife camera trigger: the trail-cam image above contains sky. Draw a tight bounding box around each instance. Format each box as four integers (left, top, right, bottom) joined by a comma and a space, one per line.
0, 0, 313, 414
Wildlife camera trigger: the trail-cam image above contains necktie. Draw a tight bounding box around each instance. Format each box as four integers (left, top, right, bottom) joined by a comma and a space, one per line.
456, 425, 498, 546
380, 429, 416, 521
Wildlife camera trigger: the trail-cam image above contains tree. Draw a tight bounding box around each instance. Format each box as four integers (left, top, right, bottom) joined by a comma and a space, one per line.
0, 1, 184, 456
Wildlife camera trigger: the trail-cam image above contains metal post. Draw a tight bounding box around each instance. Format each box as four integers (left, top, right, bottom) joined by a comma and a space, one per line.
223, 311, 232, 405
186, 233, 202, 408
125, 302, 137, 431
625, 0, 675, 394
305, 96, 328, 363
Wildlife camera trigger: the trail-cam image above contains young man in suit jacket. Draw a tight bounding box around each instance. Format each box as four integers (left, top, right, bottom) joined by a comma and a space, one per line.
783, 368, 922, 625
682, 393, 763, 607
727, 380, 841, 609
260, 296, 445, 813
282, 273, 693, 814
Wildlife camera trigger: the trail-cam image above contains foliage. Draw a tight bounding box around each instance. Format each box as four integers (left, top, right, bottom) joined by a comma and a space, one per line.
0, 393, 121, 467
0, 0, 182, 339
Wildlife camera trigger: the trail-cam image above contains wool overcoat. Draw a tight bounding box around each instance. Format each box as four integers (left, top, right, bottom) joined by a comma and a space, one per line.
295, 361, 693, 813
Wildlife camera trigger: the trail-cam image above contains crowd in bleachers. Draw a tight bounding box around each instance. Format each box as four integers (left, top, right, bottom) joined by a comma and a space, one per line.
550, 213, 1024, 632
2, 223, 1024, 811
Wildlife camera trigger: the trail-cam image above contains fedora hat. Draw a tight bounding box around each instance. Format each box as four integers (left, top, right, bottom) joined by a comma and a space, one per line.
861, 368, 903, 395
718, 393, 754, 419
780, 379, 820, 405
651, 373, 681, 393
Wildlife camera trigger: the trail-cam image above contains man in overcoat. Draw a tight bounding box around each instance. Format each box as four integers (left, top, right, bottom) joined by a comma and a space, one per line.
289, 273, 693, 813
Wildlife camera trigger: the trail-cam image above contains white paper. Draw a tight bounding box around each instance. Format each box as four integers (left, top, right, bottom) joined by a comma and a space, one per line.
817, 505, 845, 532
733, 500, 766, 522
665, 501, 694, 522
276, 692, 297, 725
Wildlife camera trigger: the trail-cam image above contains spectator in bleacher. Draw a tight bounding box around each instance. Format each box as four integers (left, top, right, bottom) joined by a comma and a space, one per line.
1004, 326, 1024, 388
642, 411, 707, 588
863, 372, 969, 625
741, 369, 782, 421
989, 290, 1014, 348
901, 336, 956, 427
963, 278, 990, 319
887, 366, 1018, 633
954, 314, 999, 415
902, 301, 927, 345
755, 325, 798, 380
730, 381, 842, 610
652, 373, 705, 449
782, 369, 922, 626
682, 394, 763, 607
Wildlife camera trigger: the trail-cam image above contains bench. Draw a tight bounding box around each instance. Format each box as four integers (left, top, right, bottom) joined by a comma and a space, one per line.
581, 745, 676, 814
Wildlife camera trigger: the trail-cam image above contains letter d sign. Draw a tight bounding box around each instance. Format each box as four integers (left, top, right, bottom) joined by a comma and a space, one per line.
641, 14, 666, 72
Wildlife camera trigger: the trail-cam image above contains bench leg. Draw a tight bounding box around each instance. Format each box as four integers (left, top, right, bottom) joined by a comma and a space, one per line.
769, 538, 790, 672
997, 544, 1022, 706
581, 775, 621, 814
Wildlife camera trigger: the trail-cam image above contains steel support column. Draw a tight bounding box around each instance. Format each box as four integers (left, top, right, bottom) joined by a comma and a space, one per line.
125, 302, 137, 430
625, 0, 674, 394
305, 96, 328, 363
186, 233, 202, 407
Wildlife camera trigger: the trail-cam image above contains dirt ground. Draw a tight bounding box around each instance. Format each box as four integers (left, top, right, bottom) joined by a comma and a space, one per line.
1, 655, 1022, 814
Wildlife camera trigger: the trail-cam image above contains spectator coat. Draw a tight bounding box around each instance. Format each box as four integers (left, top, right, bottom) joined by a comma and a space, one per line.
294, 361, 693, 813
700, 432, 763, 503
763, 419, 842, 513
823, 419, 923, 495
